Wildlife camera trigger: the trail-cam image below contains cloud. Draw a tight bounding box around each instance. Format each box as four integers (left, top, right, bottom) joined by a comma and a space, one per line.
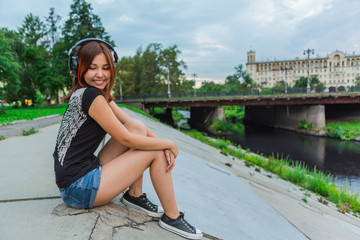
116, 14, 136, 24
283, 0, 332, 24
194, 24, 230, 51
90, 0, 115, 4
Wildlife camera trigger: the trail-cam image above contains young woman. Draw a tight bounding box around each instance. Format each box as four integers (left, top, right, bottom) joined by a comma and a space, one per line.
53, 39, 202, 239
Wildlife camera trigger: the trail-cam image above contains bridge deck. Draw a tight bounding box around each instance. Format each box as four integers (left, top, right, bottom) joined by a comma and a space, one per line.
136, 93, 360, 108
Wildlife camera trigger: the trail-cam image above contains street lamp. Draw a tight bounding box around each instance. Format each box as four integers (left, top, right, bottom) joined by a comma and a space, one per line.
192, 73, 198, 97
117, 68, 123, 100
303, 49, 314, 93
119, 77, 123, 100
167, 61, 171, 98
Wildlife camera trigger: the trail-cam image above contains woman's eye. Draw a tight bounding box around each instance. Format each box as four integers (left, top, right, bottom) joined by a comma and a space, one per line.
89, 67, 96, 70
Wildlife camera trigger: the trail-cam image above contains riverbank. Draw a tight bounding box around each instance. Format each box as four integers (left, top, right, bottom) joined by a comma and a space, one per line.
183, 129, 360, 215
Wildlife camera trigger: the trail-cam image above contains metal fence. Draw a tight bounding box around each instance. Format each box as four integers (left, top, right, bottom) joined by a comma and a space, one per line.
118, 86, 360, 101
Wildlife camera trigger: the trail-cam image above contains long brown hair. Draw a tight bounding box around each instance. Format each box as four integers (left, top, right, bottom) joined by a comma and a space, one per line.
64, 41, 116, 102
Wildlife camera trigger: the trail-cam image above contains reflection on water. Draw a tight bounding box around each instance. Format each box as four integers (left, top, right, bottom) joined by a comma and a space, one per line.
228, 123, 360, 193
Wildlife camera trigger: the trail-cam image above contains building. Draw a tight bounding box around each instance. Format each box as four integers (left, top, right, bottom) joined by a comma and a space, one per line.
246, 50, 360, 90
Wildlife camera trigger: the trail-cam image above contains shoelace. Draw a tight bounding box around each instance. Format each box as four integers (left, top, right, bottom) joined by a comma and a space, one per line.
139, 194, 157, 211
179, 212, 195, 233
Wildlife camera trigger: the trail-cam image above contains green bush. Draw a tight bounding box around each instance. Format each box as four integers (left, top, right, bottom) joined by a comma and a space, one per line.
325, 120, 360, 141
297, 119, 314, 131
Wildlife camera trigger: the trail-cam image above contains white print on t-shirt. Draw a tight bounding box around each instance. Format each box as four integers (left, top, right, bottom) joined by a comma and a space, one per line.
56, 88, 87, 166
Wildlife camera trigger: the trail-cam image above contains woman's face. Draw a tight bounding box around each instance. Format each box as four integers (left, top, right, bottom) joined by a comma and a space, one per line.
84, 52, 111, 90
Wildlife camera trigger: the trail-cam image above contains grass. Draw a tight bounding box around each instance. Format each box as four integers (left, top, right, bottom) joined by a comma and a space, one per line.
0, 104, 67, 125
22, 127, 38, 136
325, 120, 360, 140
117, 104, 159, 121
183, 128, 360, 215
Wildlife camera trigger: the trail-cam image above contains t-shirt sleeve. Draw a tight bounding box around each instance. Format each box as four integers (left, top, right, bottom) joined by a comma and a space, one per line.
82, 87, 104, 115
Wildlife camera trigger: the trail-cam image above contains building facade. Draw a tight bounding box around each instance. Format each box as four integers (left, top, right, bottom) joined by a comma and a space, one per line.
246, 50, 360, 90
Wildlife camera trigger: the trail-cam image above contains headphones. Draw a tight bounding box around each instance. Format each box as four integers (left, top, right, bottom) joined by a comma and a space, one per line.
68, 38, 119, 76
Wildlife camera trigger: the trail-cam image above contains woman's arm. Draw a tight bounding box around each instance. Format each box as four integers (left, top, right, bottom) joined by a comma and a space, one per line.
109, 100, 158, 138
89, 96, 178, 157
108, 101, 132, 124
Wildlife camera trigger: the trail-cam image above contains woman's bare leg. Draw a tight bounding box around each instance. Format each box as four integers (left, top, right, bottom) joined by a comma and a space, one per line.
98, 119, 147, 197
93, 149, 180, 219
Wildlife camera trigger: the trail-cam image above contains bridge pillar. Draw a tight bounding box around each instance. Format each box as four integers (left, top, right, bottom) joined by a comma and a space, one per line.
244, 105, 325, 130
189, 107, 225, 130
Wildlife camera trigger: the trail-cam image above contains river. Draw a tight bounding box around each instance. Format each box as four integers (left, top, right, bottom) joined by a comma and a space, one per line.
227, 123, 360, 193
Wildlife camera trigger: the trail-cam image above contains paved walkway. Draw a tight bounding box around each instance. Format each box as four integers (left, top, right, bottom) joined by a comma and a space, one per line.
1, 109, 360, 239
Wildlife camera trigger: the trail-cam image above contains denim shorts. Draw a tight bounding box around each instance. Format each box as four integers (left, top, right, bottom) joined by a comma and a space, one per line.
59, 165, 101, 209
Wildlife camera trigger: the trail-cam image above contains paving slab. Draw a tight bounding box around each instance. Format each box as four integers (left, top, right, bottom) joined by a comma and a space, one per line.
0, 124, 60, 200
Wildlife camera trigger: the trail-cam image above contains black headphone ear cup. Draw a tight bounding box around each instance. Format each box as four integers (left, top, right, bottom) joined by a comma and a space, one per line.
71, 56, 79, 75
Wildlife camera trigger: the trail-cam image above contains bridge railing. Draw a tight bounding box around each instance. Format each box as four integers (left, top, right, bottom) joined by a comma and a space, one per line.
118, 86, 360, 101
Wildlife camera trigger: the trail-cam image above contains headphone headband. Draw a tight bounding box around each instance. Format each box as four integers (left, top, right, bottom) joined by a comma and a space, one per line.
68, 38, 118, 75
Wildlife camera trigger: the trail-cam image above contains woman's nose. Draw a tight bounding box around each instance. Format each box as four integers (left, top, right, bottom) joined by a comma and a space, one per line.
96, 68, 104, 76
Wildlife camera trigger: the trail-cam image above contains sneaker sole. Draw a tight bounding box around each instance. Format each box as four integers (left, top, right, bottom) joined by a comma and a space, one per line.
121, 197, 163, 218
158, 219, 203, 240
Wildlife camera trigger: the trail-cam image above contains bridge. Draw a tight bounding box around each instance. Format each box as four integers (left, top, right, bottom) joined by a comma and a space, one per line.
119, 92, 360, 132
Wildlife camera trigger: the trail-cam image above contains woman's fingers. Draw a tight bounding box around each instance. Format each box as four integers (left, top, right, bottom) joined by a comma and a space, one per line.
164, 150, 175, 172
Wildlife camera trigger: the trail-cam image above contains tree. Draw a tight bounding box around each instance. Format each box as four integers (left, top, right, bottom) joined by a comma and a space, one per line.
0, 29, 21, 102
272, 81, 285, 89
294, 76, 325, 89
225, 64, 257, 90
198, 81, 225, 92
160, 45, 188, 93
116, 43, 190, 96
18, 13, 47, 47
46, 7, 61, 49
355, 76, 360, 86
17, 13, 53, 105
140, 43, 163, 94
63, 0, 113, 46
115, 56, 137, 96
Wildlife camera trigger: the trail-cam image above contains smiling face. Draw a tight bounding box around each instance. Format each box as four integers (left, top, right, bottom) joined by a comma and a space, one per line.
84, 52, 111, 90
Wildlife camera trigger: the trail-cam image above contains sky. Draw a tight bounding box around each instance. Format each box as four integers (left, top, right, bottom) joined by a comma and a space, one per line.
1, 0, 360, 83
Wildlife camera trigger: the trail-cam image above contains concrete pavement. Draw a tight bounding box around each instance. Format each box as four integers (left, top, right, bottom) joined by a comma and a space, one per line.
1, 108, 360, 239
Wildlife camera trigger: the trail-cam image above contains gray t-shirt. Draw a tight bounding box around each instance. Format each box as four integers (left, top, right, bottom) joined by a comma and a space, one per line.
53, 87, 106, 188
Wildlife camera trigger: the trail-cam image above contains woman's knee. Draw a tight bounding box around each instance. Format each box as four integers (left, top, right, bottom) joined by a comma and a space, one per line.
124, 119, 146, 135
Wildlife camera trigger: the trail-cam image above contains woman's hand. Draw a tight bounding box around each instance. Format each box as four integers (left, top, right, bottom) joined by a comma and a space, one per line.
164, 149, 176, 172
166, 140, 178, 158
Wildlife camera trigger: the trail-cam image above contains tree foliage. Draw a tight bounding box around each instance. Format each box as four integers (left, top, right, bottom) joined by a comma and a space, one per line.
294, 76, 325, 88
355, 76, 360, 86
225, 64, 258, 90
115, 43, 190, 96
0, 29, 22, 101
63, 0, 113, 46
